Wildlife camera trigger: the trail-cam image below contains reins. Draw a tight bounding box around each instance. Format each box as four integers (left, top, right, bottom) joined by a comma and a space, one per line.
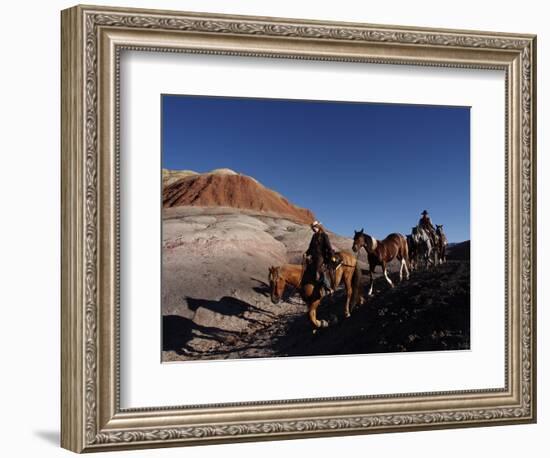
285, 262, 306, 300
272, 254, 356, 302
272, 263, 305, 300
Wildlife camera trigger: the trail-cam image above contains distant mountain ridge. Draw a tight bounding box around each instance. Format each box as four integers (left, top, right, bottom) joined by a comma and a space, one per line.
162, 168, 316, 225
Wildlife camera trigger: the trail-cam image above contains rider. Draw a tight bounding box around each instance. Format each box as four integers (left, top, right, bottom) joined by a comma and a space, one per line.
305, 220, 335, 294
418, 210, 438, 246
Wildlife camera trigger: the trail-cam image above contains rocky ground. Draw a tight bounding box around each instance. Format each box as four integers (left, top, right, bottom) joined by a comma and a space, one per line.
268, 260, 470, 358
162, 205, 469, 362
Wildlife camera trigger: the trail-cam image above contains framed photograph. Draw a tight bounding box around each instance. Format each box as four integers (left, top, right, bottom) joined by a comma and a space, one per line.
61, 4, 537, 453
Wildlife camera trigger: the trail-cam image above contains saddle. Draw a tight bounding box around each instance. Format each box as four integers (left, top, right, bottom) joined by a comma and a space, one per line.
328, 252, 344, 270
303, 254, 336, 293
419, 225, 438, 247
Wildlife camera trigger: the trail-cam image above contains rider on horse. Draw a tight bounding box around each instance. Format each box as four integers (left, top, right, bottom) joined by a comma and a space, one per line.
305, 220, 335, 294
418, 210, 438, 247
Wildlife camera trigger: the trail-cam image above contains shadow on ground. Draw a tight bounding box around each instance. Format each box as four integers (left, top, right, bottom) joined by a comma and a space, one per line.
163, 261, 470, 361
162, 315, 241, 355
163, 296, 279, 357
271, 261, 471, 357
186, 296, 275, 322
33, 430, 59, 447
250, 277, 270, 297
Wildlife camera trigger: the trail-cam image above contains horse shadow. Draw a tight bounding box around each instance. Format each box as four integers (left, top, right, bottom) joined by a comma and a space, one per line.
162, 315, 239, 355
186, 296, 276, 322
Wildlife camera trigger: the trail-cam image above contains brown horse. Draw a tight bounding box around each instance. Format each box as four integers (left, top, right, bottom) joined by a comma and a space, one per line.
352, 229, 410, 296
268, 251, 362, 329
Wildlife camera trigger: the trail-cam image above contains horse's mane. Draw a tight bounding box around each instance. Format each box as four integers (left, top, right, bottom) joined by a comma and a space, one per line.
281, 264, 302, 274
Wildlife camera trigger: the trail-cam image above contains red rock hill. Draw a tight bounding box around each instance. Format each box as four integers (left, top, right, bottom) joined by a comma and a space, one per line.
162, 169, 315, 225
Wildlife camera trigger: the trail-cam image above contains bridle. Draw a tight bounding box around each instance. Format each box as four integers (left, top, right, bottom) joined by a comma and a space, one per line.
353, 233, 366, 254
270, 265, 305, 301
269, 268, 279, 284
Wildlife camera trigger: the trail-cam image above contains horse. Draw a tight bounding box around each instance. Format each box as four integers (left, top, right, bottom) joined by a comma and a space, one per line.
412, 226, 435, 269
352, 229, 410, 296
268, 251, 362, 329
435, 224, 448, 264
406, 230, 418, 271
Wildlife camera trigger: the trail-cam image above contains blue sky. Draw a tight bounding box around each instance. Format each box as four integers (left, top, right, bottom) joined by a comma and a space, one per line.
162, 95, 470, 243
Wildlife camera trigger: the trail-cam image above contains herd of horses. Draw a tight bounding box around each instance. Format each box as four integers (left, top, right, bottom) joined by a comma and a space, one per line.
408, 224, 448, 270
268, 225, 448, 330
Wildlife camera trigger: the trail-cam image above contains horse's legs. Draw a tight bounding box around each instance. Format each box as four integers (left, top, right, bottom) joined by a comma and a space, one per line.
308, 299, 326, 329
343, 270, 352, 318
368, 269, 375, 296
383, 262, 394, 288
426, 246, 433, 268
308, 302, 320, 328
334, 268, 343, 290
399, 256, 410, 281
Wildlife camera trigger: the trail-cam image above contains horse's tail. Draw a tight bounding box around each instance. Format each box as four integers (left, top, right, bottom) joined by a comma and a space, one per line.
351, 263, 361, 310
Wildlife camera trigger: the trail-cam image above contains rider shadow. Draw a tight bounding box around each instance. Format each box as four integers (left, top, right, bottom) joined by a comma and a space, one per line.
162, 314, 239, 355
186, 296, 276, 322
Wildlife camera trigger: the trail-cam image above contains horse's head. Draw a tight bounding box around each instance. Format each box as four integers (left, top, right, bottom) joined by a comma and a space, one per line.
268, 266, 285, 305
436, 224, 443, 234
352, 228, 365, 253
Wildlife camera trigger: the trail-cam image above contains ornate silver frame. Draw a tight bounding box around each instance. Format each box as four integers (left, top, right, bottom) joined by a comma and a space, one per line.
61, 4, 537, 453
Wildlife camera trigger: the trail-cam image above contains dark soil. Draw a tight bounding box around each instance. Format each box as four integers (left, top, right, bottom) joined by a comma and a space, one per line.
447, 240, 470, 261
163, 260, 470, 361
273, 260, 470, 357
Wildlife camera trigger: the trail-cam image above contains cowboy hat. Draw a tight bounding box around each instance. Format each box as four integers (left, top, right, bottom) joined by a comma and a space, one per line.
421, 210, 429, 215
